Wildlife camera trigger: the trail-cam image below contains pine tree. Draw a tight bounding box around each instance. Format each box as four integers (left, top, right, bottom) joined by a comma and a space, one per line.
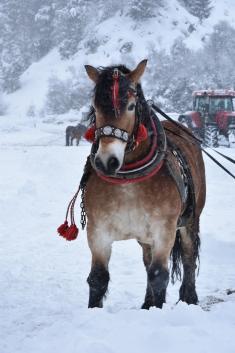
34, 2, 55, 59
53, 0, 93, 58
182, 0, 212, 22
0, 0, 52, 92
128, 0, 163, 20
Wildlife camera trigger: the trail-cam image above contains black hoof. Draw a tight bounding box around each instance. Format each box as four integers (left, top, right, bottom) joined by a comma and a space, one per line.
141, 301, 153, 310
179, 283, 198, 305
87, 264, 109, 308
147, 265, 168, 309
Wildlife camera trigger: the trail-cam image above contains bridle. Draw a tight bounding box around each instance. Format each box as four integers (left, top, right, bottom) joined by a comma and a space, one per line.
89, 68, 145, 153
86, 68, 167, 183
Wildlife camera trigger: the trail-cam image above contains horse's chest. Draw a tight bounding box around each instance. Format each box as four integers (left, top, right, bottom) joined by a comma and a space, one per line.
97, 185, 162, 243
110, 207, 151, 242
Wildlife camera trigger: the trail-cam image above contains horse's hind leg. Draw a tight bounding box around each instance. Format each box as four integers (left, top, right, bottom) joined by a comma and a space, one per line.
87, 233, 112, 308
139, 243, 154, 309
178, 219, 200, 304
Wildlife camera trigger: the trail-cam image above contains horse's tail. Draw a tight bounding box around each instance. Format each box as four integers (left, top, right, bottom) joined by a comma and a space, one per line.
65, 127, 70, 146
170, 229, 182, 284
170, 223, 201, 284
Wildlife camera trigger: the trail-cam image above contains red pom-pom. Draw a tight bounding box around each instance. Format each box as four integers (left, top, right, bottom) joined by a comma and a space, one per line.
84, 126, 96, 143
57, 221, 69, 237
136, 124, 148, 143
64, 224, 79, 241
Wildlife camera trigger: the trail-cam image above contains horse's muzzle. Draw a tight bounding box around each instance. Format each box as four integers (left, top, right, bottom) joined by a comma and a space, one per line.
95, 155, 120, 176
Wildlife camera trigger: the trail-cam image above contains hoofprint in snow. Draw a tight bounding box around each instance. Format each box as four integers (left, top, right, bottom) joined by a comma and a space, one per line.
0, 137, 235, 353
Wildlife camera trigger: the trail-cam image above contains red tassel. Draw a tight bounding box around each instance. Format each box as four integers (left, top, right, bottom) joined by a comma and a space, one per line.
136, 124, 148, 143
84, 126, 96, 143
64, 224, 79, 241
57, 221, 69, 237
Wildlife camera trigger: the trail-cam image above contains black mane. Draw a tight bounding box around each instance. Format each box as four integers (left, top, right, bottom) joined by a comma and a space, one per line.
86, 64, 150, 124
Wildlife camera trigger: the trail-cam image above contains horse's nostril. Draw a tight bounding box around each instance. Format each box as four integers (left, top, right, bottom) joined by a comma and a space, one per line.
107, 156, 120, 173
95, 156, 105, 172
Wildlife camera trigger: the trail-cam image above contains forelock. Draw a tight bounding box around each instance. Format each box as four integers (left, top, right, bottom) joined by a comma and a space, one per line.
93, 65, 132, 117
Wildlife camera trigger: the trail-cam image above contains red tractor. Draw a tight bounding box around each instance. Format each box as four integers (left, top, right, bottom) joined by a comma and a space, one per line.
178, 90, 235, 147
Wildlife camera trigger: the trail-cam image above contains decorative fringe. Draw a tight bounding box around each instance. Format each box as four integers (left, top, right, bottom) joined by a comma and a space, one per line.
64, 224, 78, 241
56, 157, 92, 242
112, 68, 120, 118
57, 187, 80, 241
84, 125, 96, 143
57, 221, 69, 237
136, 124, 148, 144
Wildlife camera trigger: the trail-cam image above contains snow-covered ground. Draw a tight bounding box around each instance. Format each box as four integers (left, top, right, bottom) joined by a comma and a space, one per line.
0, 128, 235, 353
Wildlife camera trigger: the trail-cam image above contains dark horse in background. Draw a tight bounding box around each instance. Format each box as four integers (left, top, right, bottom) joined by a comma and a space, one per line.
78, 60, 206, 309
65, 123, 87, 146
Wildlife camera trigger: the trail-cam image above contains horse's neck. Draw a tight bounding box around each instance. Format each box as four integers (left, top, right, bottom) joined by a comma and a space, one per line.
124, 138, 150, 164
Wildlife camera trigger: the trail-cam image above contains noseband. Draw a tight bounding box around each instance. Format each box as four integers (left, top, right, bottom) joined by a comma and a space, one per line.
95, 125, 129, 142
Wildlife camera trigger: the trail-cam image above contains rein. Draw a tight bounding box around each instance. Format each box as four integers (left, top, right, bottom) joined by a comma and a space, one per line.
150, 102, 235, 180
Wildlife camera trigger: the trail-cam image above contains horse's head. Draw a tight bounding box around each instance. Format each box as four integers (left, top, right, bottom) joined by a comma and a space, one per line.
85, 60, 148, 175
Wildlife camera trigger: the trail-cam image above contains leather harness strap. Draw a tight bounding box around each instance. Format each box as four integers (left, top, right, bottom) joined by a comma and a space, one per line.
90, 112, 167, 182
165, 137, 195, 227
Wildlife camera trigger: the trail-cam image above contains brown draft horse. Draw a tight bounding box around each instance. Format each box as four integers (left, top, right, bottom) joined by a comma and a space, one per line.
65, 123, 87, 146
83, 60, 206, 309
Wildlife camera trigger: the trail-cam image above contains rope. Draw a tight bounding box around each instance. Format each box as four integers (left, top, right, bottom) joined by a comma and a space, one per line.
164, 127, 235, 180
150, 103, 235, 180
201, 148, 235, 180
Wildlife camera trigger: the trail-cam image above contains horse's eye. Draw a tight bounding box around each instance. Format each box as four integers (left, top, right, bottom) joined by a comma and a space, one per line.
128, 103, 135, 111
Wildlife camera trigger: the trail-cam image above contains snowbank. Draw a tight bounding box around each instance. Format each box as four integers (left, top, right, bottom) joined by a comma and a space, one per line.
0, 142, 235, 353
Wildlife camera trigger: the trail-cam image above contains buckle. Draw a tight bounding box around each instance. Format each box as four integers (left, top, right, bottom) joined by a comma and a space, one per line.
113, 68, 119, 79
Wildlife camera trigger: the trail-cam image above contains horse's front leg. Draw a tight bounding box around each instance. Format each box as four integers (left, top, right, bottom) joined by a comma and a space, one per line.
87, 229, 112, 308
139, 242, 154, 309
147, 222, 177, 309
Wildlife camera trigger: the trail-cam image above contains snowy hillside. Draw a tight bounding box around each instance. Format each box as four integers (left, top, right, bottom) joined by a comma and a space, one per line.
1, 140, 235, 353
2, 0, 235, 123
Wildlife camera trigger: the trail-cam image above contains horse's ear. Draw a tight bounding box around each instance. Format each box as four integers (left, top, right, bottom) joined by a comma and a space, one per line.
127, 59, 148, 83
84, 65, 99, 83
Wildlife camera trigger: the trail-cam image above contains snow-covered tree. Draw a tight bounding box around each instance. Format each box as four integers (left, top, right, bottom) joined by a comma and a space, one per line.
52, 0, 93, 58
34, 3, 55, 59
128, 0, 163, 20
182, 0, 212, 22
0, 90, 7, 115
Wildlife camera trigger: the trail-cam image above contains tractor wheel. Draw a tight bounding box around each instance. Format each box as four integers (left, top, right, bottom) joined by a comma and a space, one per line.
228, 128, 235, 146
192, 127, 204, 140
204, 124, 219, 147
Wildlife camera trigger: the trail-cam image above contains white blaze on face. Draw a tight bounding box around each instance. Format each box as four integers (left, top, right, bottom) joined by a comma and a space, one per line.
96, 139, 126, 171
